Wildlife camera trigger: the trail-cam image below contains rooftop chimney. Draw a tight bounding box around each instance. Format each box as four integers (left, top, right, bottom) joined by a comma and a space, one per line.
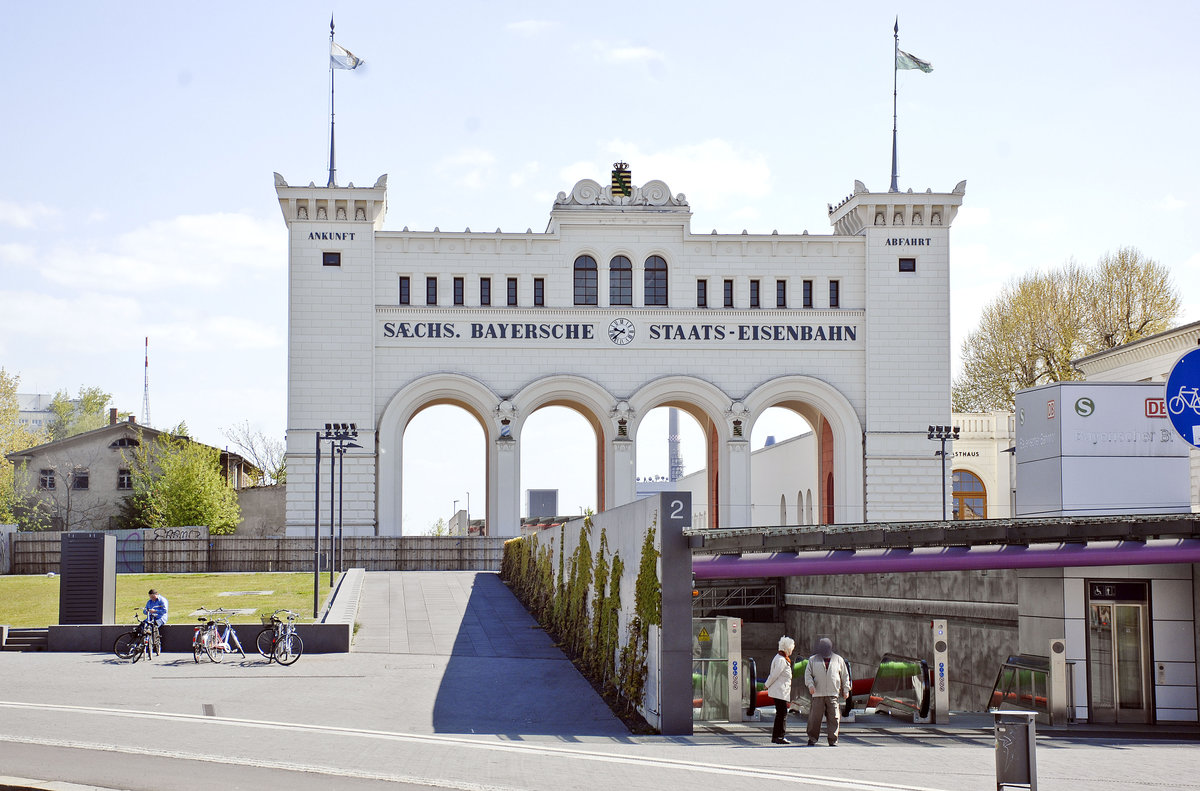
128, 416, 137, 424
109, 408, 118, 426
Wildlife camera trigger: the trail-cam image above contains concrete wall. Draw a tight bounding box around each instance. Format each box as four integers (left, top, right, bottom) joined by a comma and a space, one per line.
784, 569, 1018, 711
512, 492, 692, 734
237, 484, 286, 536
47, 622, 351, 653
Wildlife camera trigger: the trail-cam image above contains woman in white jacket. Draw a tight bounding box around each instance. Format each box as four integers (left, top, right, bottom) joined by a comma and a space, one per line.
764, 636, 796, 744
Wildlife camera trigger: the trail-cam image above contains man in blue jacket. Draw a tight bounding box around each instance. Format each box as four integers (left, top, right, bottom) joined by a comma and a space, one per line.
144, 589, 168, 655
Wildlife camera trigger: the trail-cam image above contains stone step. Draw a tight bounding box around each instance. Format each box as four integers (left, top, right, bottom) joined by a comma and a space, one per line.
2, 628, 49, 652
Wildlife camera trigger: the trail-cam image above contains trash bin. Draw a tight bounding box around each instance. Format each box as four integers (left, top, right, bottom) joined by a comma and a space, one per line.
994, 710, 1037, 790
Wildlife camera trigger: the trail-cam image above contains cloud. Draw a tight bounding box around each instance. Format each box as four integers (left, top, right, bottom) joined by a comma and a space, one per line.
439, 148, 496, 191
506, 20, 557, 36
0, 201, 58, 229
35, 213, 282, 293
509, 161, 540, 188
0, 289, 145, 357
599, 139, 771, 221
600, 45, 667, 65
952, 206, 992, 230
1159, 194, 1186, 211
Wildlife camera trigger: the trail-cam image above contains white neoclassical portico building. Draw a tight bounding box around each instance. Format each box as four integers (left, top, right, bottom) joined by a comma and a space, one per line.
275, 167, 965, 537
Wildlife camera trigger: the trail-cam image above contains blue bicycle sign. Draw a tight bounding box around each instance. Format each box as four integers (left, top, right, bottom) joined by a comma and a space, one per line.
1166, 349, 1200, 448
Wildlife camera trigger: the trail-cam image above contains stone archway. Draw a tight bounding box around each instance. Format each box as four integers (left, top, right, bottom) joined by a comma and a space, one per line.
512, 375, 616, 515
744, 375, 865, 524
629, 376, 732, 527
377, 374, 498, 536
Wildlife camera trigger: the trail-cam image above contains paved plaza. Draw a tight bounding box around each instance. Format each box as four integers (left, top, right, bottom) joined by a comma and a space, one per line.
1, 571, 1198, 790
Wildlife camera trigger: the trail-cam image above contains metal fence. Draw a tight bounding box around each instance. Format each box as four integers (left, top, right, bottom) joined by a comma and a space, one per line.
10, 533, 506, 574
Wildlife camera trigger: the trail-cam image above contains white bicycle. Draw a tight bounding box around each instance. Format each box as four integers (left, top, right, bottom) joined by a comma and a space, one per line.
1168, 386, 1200, 416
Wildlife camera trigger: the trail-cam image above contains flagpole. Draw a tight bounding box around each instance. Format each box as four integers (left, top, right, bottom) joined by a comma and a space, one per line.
890, 18, 899, 193
327, 16, 337, 188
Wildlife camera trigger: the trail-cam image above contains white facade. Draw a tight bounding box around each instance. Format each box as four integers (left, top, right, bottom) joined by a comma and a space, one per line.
671, 431, 819, 528
277, 170, 965, 537
17, 393, 54, 431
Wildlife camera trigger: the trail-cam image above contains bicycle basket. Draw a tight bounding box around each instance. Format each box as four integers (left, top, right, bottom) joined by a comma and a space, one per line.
261, 615, 278, 625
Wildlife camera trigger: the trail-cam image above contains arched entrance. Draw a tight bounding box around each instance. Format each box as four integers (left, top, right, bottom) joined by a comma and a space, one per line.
378, 374, 498, 536
513, 375, 613, 520
630, 377, 730, 527
402, 405, 486, 535
745, 376, 865, 525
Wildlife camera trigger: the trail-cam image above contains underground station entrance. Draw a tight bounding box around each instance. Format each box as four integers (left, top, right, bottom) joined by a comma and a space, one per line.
685, 514, 1200, 728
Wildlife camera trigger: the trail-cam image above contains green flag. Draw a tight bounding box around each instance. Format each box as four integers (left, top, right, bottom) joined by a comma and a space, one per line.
896, 49, 933, 73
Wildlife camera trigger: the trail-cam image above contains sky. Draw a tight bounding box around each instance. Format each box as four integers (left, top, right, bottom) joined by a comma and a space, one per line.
3, 2, 1199, 534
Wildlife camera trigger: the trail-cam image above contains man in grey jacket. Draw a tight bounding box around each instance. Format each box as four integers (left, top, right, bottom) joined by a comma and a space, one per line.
803, 637, 850, 746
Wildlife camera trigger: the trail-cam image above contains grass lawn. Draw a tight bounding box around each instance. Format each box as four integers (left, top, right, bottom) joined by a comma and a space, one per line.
0, 572, 339, 627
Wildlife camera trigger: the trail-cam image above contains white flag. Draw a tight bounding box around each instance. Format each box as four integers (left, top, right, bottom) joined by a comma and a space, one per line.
331, 42, 364, 70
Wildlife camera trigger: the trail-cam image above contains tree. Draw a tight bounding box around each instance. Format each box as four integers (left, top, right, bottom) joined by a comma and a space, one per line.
221, 421, 286, 485
953, 249, 1181, 412
121, 428, 241, 534
1084, 247, 1180, 350
0, 368, 50, 524
48, 386, 127, 440
427, 517, 448, 537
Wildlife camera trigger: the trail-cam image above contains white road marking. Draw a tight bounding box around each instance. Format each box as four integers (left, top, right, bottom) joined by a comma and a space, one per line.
0, 700, 959, 791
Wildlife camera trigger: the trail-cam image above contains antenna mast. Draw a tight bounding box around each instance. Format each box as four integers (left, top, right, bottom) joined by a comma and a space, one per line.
142, 336, 152, 427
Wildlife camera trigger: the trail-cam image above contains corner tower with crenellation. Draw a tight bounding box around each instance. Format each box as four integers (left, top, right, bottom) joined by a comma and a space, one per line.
275, 173, 387, 537
828, 179, 965, 521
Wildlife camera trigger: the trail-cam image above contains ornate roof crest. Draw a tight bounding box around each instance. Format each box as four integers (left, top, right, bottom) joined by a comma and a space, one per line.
554, 177, 688, 209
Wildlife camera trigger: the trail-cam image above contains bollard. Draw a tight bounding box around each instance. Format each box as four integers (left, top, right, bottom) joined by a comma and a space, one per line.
994, 710, 1037, 790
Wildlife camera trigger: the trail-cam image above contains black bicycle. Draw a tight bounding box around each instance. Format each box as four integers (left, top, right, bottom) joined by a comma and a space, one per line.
113, 610, 157, 663
256, 609, 303, 666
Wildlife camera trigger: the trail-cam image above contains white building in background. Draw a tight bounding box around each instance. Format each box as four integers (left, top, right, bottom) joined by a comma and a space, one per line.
17, 393, 55, 432
277, 166, 966, 537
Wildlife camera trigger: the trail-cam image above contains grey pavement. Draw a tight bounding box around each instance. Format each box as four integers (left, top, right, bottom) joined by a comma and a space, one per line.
0, 571, 1198, 791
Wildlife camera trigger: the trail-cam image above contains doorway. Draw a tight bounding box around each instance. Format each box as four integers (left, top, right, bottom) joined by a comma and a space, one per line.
1086, 581, 1153, 724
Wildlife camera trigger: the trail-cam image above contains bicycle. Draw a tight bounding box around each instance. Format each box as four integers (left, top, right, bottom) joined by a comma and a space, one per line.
192, 608, 246, 663
193, 611, 217, 663
1168, 386, 1200, 416
113, 610, 157, 663
256, 609, 303, 666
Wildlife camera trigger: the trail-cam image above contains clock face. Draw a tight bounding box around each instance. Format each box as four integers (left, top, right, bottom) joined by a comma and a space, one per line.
608, 318, 635, 345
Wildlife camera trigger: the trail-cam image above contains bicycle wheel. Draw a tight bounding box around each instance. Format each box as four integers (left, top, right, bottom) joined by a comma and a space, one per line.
193, 631, 203, 663
131, 634, 146, 664
255, 627, 275, 659
113, 632, 137, 660
205, 631, 223, 663
274, 632, 303, 666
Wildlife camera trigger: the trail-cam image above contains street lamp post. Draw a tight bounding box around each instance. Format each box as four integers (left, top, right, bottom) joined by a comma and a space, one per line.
927, 424, 960, 521
314, 423, 359, 617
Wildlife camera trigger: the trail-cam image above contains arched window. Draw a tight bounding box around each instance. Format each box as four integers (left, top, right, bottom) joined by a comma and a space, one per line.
644, 255, 668, 306
574, 255, 597, 305
797, 490, 805, 524
952, 469, 987, 520
780, 494, 787, 525
609, 256, 632, 306
806, 489, 813, 525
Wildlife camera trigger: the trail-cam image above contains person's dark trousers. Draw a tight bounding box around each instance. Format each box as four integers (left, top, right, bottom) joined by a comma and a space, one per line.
806, 696, 841, 745
771, 698, 789, 741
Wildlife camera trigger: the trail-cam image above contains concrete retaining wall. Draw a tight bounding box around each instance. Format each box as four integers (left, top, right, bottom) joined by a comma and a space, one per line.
784, 569, 1018, 711
48, 622, 352, 654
